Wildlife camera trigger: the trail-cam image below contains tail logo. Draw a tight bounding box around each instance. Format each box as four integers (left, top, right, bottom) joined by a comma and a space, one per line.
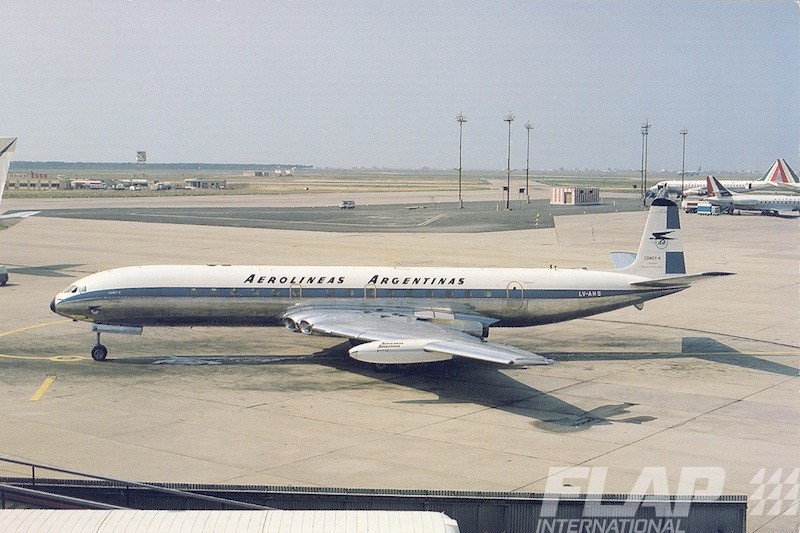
650, 231, 675, 249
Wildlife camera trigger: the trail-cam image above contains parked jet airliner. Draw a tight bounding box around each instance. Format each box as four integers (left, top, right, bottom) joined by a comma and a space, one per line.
651, 159, 799, 197
0, 138, 35, 219
677, 166, 701, 177
51, 199, 732, 364
651, 176, 764, 197
0, 137, 20, 286
705, 175, 800, 216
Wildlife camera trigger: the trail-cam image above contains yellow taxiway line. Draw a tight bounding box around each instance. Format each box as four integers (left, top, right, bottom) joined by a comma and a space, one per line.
30, 376, 56, 401
0, 320, 70, 338
0, 320, 87, 361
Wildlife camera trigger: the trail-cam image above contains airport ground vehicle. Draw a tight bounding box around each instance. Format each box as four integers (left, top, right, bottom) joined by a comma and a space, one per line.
339, 200, 356, 209
697, 202, 720, 216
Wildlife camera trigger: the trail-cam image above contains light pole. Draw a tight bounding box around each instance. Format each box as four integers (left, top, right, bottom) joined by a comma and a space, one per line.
504, 112, 515, 210
525, 121, 533, 204
640, 120, 650, 206
680, 127, 688, 199
457, 112, 467, 209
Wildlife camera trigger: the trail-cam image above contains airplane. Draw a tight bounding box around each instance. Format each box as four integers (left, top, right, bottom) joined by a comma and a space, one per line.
0, 137, 41, 219
51, 199, 732, 364
0, 137, 19, 286
650, 160, 797, 197
652, 176, 767, 197
677, 166, 701, 177
705, 175, 800, 216
682, 159, 800, 196
0, 137, 44, 285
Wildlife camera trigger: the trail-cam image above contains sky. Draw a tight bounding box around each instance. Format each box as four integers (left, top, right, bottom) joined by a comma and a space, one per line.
3, 1, 798, 171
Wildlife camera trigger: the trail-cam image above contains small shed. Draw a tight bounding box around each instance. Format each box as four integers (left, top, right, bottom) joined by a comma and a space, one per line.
184, 178, 227, 190
550, 186, 601, 205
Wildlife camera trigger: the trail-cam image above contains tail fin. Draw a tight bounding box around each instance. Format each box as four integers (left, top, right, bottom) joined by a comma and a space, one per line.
706, 175, 732, 198
759, 158, 799, 184
0, 138, 18, 206
621, 198, 686, 278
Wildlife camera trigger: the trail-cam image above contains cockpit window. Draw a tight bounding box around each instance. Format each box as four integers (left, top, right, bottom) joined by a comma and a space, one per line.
62, 285, 86, 294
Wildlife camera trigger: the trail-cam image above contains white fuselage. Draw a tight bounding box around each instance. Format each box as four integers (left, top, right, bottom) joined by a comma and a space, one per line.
51, 264, 682, 330
707, 193, 800, 214
651, 179, 770, 196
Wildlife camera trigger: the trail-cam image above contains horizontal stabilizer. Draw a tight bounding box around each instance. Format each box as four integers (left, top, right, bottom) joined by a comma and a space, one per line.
630, 271, 734, 288
610, 252, 637, 269
0, 210, 40, 220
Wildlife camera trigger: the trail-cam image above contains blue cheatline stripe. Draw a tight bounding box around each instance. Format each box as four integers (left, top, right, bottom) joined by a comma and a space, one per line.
665, 252, 686, 274
64, 286, 653, 303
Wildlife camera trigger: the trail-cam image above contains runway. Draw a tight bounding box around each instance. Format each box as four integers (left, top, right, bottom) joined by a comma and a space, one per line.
0, 194, 797, 531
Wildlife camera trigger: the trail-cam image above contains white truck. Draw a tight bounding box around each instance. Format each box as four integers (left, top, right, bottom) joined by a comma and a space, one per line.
681, 198, 699, 213
697, 201, 720, 215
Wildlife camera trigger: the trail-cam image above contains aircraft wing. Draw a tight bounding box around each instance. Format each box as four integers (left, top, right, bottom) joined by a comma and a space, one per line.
282, 308, 552, 366
0, 211, 40, 220
764, 182, 800, 193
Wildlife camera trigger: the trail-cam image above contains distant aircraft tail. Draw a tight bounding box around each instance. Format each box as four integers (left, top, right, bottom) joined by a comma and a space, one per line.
706, 175, 733, 198
0, 137, 18, 206
620, 198, 686, 279
759, 158, 799, 184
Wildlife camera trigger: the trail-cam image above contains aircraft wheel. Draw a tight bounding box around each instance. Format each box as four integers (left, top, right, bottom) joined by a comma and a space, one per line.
91, 344, 108, 361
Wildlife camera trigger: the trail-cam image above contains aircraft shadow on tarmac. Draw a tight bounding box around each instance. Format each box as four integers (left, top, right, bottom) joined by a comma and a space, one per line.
3, 263, 86, 279
104, 336, 797, 431
316, 353, 658, 433
110, 341, 657, 433
681, 337, 799, 377
546, 337, 798, 377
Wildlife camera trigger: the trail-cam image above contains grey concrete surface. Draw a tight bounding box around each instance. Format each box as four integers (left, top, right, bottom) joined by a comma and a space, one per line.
31, 198, 643, 233
0, 197, 797, 531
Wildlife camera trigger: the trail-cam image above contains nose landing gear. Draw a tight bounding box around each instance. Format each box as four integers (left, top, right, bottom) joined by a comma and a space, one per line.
92, 329, 108, 361
88, 324, 143, 361
91, 344, 108, 361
